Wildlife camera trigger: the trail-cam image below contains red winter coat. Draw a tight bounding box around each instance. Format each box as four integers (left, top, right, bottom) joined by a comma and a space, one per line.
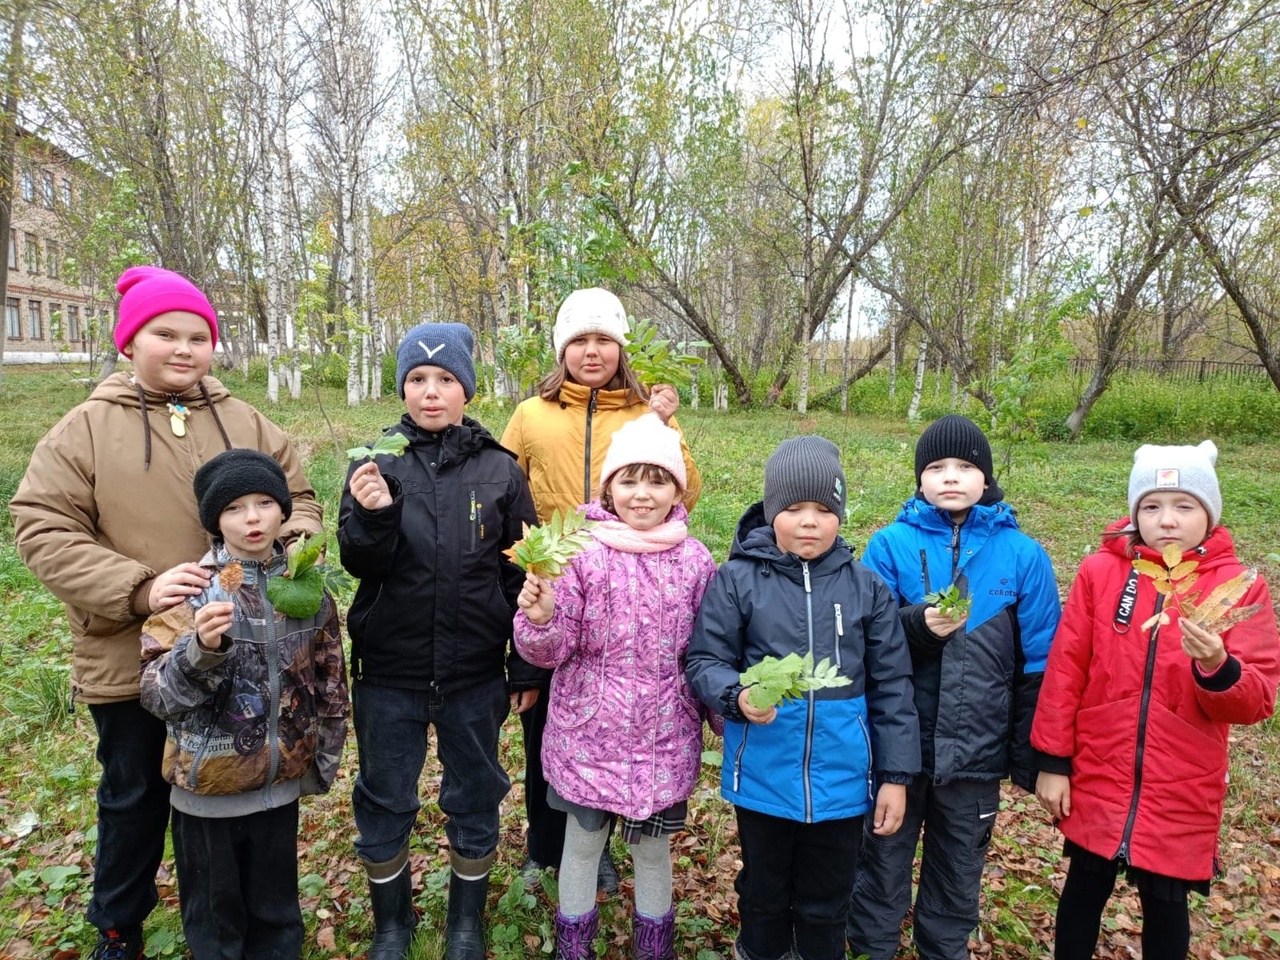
1032, 521, 1279, 881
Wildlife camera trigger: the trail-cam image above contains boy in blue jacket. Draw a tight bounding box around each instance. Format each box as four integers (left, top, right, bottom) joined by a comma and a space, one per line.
687, 435, 920, 960
846, 415, 1061, 960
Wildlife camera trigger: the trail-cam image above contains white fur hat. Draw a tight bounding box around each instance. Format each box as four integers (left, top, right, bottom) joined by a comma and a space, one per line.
599, 413, 687, 493
552, 287, 630, 362
1128, 439, 1221, 526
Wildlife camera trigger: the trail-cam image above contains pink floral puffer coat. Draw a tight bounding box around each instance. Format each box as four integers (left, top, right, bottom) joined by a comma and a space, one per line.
513, 502, 718, 819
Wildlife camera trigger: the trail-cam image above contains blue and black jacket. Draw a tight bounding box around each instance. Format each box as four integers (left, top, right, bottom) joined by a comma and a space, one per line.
861, 496, 1060, 790
686, 503, 920, 823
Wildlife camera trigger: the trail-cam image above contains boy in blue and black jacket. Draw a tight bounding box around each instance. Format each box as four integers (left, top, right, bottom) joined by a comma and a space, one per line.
846, 415, 1061, 960
687, 436, 920, 960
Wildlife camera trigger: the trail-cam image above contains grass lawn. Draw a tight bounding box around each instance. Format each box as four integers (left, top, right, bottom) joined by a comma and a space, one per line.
1, 364, 1277, 959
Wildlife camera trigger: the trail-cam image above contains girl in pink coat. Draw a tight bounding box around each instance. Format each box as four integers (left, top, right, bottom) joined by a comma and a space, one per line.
514, 413, 718, 960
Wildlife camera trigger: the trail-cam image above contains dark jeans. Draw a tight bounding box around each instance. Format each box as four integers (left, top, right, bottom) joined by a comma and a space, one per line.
847, 778, 1000, 960
85, 699, 171, 934
352, 676, 510, 864
171, 803, 303, 960
519, 684, 566, 867
735, 807, 863, 960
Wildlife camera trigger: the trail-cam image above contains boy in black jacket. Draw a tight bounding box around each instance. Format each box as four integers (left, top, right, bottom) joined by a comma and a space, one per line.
338, 322, 544, 960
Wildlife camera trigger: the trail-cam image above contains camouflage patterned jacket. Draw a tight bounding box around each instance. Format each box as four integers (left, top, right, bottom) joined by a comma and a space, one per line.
140, 542, 348, 816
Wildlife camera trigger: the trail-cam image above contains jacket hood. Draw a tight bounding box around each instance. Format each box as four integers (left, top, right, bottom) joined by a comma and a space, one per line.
729, 500, 854, 577
90, 371, 231, 409
896, 495, 1020, 536
1101, 517, 1237, 571
557, 379, 640, 411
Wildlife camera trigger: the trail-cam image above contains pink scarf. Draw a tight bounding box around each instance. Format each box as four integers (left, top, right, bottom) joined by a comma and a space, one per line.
590, 518, 688, 554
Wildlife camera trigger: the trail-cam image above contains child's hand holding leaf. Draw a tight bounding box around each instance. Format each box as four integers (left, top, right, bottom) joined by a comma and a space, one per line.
194, 600, 235, 651
516, 571, 556, 625
349, 461, 394, 511
502, 509, 597, 579
1179, 617, 1227, 672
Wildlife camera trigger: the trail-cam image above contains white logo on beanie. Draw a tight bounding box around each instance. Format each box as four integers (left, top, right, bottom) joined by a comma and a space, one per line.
1155, 468, 1179, 488
420, 341, 446, 359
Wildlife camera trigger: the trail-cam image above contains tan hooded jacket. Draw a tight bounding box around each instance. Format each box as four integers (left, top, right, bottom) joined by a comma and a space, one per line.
11, 373, 322, 703
500, 380, 701, 522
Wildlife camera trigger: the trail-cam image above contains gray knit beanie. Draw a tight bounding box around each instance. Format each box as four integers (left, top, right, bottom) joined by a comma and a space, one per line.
763, 435, 847, 524
1128, 440, 1221, 526
194, 449, 292, 536
395, 322, 477, 400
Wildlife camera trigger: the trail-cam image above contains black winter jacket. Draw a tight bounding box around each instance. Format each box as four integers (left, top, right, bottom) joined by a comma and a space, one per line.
338, 414, 546, 693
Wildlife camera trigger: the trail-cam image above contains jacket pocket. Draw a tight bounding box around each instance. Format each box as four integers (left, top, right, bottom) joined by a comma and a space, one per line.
548, 666, 604, 729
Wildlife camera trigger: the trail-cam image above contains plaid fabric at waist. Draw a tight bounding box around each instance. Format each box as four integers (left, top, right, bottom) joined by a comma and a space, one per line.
547, 785, 688, 843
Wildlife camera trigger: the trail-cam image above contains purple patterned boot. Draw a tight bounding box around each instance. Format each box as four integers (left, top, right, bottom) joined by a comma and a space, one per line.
555, 907, 600, 960
633, 907, 676, 960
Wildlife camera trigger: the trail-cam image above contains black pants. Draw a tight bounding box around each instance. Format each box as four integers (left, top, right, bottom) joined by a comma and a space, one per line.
519, 685, 566, 867
735, 806, 863, 960
1054, 851, 1192, 960
171, 803, 304, 960
85, 699, 171, 934
848, 778, 1000, 960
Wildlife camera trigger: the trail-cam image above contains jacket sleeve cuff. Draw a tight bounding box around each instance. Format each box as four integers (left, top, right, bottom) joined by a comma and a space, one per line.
878, 771, 916, 786
1193, 654, 1241, 692
723, 684, 747, 723
1035, 751, 1073, 776
183, 633, 233, 671
131, 578, 156, 616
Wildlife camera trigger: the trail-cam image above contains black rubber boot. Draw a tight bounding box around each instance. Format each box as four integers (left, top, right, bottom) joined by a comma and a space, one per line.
364, 850, 417, 960
443, 870, 490, 960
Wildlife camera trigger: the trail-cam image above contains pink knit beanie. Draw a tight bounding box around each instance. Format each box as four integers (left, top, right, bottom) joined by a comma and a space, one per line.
599, 413, 687, 492
114, 266, 219, 352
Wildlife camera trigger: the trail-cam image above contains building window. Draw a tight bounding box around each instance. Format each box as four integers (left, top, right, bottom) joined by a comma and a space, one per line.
21, 167, 35, 203
23, 233, 39, 274
28, 300, 42, 340
61, 178, 73, 208
47, 240, 60, 279
7, 230, 14, 270
67, 304, 80, 341
5, 298, 19, 339
41, 172, 55, 208
49, 303, 63, 339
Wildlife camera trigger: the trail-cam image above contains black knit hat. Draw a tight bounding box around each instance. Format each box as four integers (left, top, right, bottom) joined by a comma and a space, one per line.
914, 415, 1005, 505
763, 435, 847, 525
194, 449, 293, 535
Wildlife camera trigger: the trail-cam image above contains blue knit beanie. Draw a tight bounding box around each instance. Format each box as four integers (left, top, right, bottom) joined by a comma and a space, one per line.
395, 322, 477, 400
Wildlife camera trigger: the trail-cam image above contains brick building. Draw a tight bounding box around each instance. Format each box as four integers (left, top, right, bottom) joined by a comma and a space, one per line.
4, 128, 106, 361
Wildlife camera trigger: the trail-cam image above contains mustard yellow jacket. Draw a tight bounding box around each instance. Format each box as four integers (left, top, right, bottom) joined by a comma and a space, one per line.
499, 381, 701, 522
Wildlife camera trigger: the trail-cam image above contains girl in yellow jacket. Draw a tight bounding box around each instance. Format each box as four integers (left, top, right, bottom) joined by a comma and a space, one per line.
499, 287, 702, 889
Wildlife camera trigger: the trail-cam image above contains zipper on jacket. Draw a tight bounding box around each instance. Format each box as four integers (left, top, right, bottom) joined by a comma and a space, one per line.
802, 561, 816, 823
583, 390, 598, 504
469, 488, 478, 551
1117, 592, 1165, 862
919, 549, 932, 594
733, 724, 750, 792
834, 603, 844, 671
949, 523, 961, 581
262, 570, 282, 803
857, 712, 874, 805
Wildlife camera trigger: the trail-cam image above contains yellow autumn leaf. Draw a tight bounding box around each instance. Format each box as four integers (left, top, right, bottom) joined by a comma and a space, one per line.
1152, 580, 1174, 595
1183, 569, 1256, 626
1161, 543, 1183, 567
1169, 560, 1199, 580
1141, 611, 1168, 631
1208, 603, 1264, 632
1132, 559, 1167, 579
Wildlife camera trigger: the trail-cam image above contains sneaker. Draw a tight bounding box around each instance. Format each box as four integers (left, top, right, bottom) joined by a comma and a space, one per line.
90, 929, 144, 960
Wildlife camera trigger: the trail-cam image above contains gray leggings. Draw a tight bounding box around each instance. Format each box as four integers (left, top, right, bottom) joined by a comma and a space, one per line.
559, 814, 672, 919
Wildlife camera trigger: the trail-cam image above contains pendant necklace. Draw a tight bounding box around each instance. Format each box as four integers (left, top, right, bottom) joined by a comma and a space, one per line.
167, 400, 189, 437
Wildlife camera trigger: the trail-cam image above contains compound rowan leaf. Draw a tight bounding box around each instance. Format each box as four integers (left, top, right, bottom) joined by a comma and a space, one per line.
502, 509, 596, 580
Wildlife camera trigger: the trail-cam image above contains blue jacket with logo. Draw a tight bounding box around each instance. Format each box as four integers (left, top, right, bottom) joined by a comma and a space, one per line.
861, 496, 1061, 789
686, 503, 920, 823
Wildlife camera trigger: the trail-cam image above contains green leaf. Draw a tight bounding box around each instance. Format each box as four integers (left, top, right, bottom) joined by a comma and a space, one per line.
623, 316, 708, 387
287, 532, 326, 580
503, 509, 597, 579
922, 584, 971, 621
266, 568, 326, 618
739, 652, 851, 710
347, 433, 410, 462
